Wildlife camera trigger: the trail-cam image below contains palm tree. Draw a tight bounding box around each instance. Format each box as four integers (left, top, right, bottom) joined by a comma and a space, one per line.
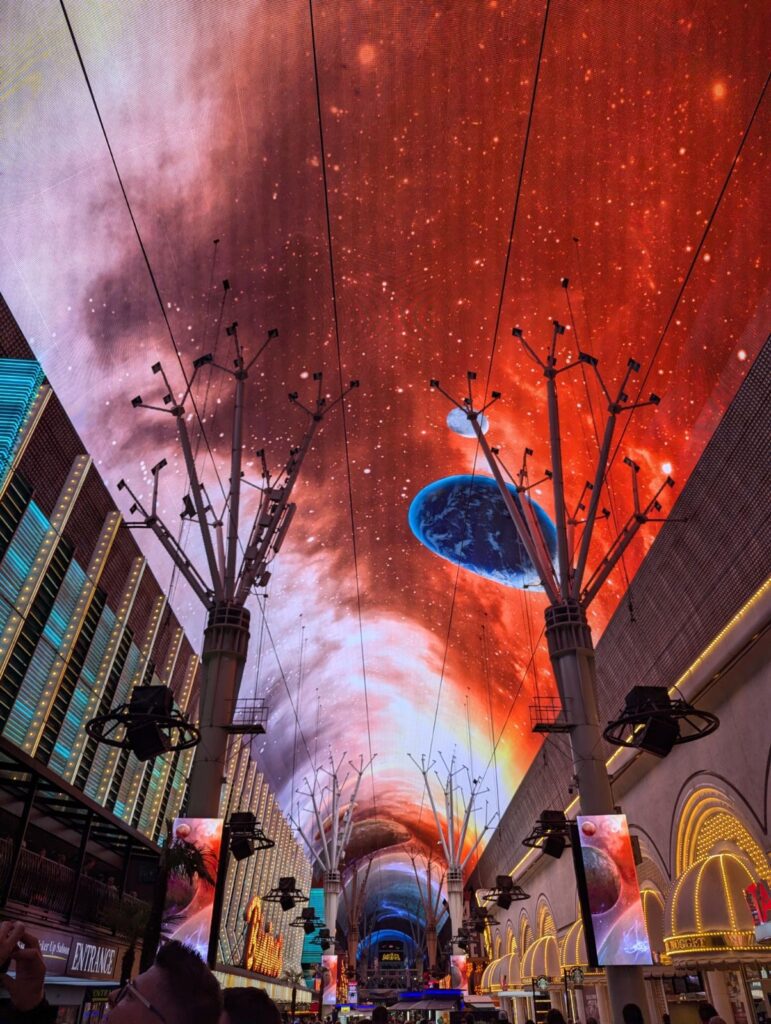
140, 821, 217, 971
282, 968, 306, 1020
101, 899, 150, 984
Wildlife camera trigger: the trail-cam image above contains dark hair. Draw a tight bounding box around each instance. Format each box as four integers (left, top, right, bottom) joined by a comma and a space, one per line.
372, 1008, 389, 1024
622, 1005, 645, 1024
546, 1012, 566, 1024
697, 1004, 718, 1022
154, 941, 223, 1024
223, 987, 281, 1024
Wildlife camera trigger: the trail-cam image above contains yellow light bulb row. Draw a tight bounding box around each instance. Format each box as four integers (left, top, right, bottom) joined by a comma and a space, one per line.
26, 512, 119, 753
64, 559, 144, 777
0, 458, 90, 676
98, 594, 166, 801
0, 386, 52, 506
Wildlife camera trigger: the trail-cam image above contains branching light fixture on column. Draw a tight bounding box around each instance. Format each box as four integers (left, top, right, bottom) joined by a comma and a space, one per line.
410, 850, 447, 972
410, 753, 497, 955
292, 753, 374, 936
429, 318, 682, 1016
341, 856, 373, 972
113, 319, 358, 818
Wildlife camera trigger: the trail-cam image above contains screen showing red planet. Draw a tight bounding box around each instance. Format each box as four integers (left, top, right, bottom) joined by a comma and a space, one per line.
576, 815, 652, 966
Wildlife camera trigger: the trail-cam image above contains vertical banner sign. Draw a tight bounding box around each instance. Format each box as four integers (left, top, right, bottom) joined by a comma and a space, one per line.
576, 815, 652, 966
745, 880, 771, 942
322, 953, 339, 1007
450, 953, 469, 994
162, 818, 224, 961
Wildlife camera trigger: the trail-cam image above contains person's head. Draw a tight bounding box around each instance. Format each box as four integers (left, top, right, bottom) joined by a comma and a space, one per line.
221, 987, 281, 1024
622, 1005, 644, 1024
697, 1005, 718, 1023
546, 1012, 566, 1024
107, 940, 222, 1024
372, 1008, 389, 1024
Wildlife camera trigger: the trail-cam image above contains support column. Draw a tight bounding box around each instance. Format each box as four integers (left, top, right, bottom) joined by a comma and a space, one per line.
186, 602, 250, 818
596, 982, 611, 1024
0, 773, 38, 907
324, 869, 342, 935
118, 838, 133, 900
549, 986, 563, 1011
67, 809, 93, 924
447, 867, 464, 951
573, 986, 586, 1024
706, 971, 733, 1023
546, 602, 649, 1019
424, 925, 436, 970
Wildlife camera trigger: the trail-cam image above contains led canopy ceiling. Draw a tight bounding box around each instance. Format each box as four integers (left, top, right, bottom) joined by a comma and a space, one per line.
0, 0, 767, 935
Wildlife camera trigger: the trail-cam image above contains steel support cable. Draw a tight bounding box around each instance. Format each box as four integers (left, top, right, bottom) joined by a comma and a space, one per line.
255, 597, 315, 767
482, 622, 503, 832
606, 69, 770, 476
308, 2, 381, 890
59, 1, 230, 514
419, 0, 554, 827
479, 624, 546, 784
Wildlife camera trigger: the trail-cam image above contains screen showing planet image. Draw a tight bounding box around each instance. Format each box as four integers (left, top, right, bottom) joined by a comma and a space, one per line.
161, 818, 223, 961
408, 474, 556, 589
577, 814, 652, 966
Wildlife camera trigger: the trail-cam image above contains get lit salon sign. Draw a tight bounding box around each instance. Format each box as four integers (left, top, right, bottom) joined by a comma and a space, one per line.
36, 927, 121, 980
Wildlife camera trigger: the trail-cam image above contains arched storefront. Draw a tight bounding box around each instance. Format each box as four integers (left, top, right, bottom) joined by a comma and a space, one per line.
658, 785, 771, 1023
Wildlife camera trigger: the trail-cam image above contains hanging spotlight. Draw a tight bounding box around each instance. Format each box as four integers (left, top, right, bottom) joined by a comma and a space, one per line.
85, 685, 199, 761
290, 907, 320, 936
604, 685, 719, 758
522, 810, 572, 859
482, 875, 530, 910
229, 811, 275, 862
263, 876, 307, 912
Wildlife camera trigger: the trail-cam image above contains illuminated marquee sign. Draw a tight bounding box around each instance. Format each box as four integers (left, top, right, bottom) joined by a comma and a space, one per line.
244, 896, 283, 977
745, 880, 771, 942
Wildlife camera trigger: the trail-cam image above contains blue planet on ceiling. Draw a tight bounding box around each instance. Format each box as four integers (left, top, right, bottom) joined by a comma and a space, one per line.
447, 407, 489, 437
408, 474, 557, 589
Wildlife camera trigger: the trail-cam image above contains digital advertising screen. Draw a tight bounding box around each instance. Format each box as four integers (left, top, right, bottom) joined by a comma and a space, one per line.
322, 953, 339, 1006
575, 815, 652, 966
450, 953, 469, 994
161, 818, 223, 961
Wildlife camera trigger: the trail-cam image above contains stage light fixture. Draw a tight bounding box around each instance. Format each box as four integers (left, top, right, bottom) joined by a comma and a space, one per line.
126, 686, 174, 760
604, 685, 719, 758
522, 809, 571, 859
263, 875, 307, 911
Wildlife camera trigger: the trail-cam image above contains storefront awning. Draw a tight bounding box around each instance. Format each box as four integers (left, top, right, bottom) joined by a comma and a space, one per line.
664, 852, 762, 963
521, 935, 560, 980
480, 951, 519, 991
559, 919, 588, 970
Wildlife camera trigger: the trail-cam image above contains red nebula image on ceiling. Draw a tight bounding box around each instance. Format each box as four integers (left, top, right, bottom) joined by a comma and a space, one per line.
0, 0, 768, 888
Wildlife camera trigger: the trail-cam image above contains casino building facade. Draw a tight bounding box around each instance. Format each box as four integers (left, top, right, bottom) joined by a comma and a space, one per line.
0, 295, 311, 1018
472, 338, 771, 1024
